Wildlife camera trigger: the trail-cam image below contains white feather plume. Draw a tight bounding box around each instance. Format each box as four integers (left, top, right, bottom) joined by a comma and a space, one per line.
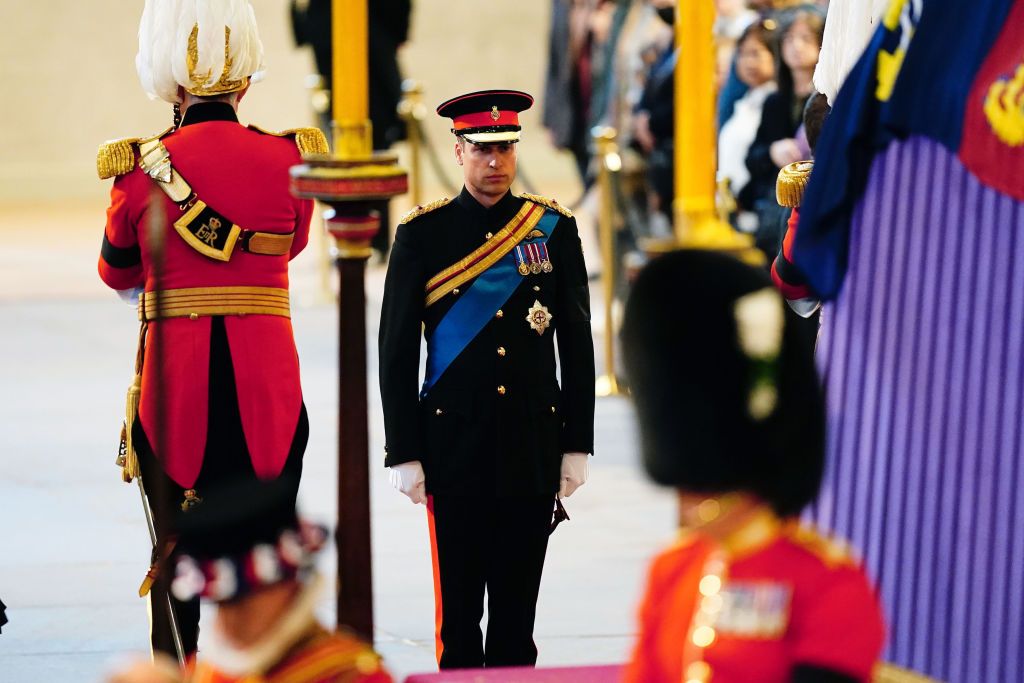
812, 0, 889, 105
136, 0, 265, 104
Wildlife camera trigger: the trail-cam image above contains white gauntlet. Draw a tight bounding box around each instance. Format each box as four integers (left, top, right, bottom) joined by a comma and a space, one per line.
387, 461, 426, 504
559, 452, 589, 498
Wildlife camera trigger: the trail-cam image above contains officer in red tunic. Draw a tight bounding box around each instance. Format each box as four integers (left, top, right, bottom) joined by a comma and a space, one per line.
97, 0, 327, 660
620, 250, 885, 683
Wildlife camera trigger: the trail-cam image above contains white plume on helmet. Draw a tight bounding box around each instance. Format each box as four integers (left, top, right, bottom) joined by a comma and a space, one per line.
136, 0, 266, 104
812, 0, 889, 105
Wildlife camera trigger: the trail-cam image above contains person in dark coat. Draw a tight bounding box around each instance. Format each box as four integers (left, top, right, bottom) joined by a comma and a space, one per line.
290, 0, 411, 259
542, 0, 593, 185
378, 90, 596, 670
743, 8, 824, 259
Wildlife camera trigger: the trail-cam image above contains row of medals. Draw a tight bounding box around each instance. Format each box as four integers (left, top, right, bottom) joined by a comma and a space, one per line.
516, 243, 554, 276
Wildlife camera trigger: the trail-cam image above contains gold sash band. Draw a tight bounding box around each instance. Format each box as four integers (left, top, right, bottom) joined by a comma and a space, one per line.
425, 201, 545, 307
139, 286, 291, 321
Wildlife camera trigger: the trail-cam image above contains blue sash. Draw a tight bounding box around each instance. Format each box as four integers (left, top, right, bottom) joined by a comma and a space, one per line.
421, 209, 560, 397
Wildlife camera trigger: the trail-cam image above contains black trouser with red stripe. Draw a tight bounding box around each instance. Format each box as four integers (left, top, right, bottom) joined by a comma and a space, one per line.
428, 494, 553, 670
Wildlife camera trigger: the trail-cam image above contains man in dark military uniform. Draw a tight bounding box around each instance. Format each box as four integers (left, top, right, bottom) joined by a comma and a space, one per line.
378, 90, 596, 669
97, 0, 326, 662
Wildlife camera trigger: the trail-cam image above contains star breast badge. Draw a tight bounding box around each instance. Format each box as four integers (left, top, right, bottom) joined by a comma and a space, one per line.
526, 300, 553, 335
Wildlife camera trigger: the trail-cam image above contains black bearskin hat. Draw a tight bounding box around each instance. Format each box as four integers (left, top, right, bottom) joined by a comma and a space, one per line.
170, 476, 326, 602
620, 250, 824, 517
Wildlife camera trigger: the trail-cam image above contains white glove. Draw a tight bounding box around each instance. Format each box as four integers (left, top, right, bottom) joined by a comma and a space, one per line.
117, 286, 145, 305
388, 461, 426, 504
559, 452, 589, 498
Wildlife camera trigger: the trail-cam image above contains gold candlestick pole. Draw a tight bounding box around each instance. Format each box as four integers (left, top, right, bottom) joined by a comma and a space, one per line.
331, 0, 372, 158
655, 1, 760, 263
397, 80, 426, 207
290, 0, 408, 642
593, 127, 624, 397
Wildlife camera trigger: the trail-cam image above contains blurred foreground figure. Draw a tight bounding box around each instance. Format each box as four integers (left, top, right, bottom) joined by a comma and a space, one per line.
379, 90, 596, 669
96, 0, 326, 659
106, 478, 392, 683
791, 1, 1024, 680
621, 251, 884, 683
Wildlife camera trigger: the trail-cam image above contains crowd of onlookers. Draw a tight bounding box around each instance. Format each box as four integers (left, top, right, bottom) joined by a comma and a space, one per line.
543, 0, 827, 262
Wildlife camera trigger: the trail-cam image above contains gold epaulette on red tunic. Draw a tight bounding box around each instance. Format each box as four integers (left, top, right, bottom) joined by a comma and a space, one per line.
775, 161, 815, 208
783, 522, 857, 568
248, 124, 330, 156
520, 192, 573, 218
96, 126, 173, 180
400, 196, 452, 224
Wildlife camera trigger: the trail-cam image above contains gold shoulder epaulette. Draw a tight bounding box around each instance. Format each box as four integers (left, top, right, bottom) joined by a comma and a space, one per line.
249, 124, 330, 156
400, 197, 451, 224
785, 522, 857, 568
520, 192, 573, 218
97, 126, 173, 180
776, 160, 814, 208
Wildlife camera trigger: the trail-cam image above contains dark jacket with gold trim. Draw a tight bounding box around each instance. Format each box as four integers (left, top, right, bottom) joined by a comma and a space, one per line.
379, 188, 596, 496
97, 103, 319, 489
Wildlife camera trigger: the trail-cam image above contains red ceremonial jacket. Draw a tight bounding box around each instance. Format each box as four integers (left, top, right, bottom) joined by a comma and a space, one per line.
624, 514, 885, 683
98, 103, 316, 488
188, 626, 393, 683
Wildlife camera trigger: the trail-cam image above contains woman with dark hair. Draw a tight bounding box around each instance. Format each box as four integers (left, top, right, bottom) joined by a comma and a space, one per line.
620, 250, 885, 683
743, 9, 824, 258
717, 19, 779, 233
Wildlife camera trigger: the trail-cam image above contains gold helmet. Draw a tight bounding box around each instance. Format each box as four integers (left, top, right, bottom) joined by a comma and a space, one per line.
136, 0, 265, 104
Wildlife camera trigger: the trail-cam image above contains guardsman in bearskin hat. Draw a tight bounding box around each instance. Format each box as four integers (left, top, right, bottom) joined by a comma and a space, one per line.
378, 90, 596, 669
96, 0, 327, 661
106, 478, 393, 683
620, 250, 885, 683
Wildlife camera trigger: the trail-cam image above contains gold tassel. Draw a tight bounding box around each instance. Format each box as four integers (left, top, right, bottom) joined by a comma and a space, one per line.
118, 321, 147, 483
122, 373, 142, 482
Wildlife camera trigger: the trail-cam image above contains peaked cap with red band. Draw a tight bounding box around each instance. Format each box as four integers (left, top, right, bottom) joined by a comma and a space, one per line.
436, 89, 534, 144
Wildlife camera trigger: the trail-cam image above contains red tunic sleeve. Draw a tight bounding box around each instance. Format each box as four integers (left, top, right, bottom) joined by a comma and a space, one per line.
622, 556, 664, 683
98, 170, 145, 291
290, 195, 313, 259
623, 540, 704, 683
789, 565, 886, 681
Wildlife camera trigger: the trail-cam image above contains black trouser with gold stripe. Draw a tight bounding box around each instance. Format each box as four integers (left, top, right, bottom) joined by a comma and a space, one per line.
135, 317, 307, 658
427, 493, 553, 669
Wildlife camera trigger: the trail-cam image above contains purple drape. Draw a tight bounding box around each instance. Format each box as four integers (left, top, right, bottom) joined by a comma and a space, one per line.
813, 135, 1024, 683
